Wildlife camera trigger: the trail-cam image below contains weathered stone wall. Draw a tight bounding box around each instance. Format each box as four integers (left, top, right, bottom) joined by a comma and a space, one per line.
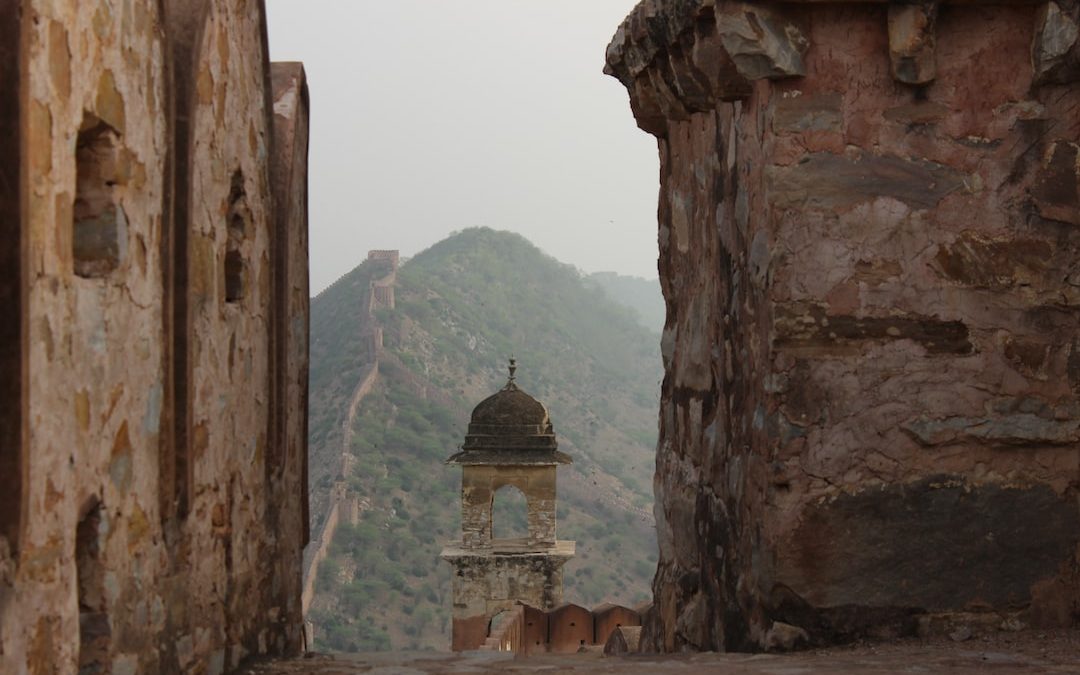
270, 58, 311, 654
445, 464, 572, 650
606, 0, 1080, 653
0, 1, 310, 673
443, 548, 573, 650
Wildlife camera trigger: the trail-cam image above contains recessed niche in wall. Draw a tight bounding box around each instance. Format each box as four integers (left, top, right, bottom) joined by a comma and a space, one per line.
225, 169, 250, 303
73, 114, 126, 278
77, 499, 110, 672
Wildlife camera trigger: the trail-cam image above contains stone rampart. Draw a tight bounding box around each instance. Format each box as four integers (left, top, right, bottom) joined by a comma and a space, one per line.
607, 0, 1080, 653
0, 2, 310, 673
301, 362, 377, 617
301, 500, 339, 617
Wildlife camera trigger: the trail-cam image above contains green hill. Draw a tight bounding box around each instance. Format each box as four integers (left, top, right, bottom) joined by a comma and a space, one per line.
307, 228, 662, 652
586, 271, 665, 332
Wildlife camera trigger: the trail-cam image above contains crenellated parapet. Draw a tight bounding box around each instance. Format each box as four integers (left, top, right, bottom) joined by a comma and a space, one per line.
607, 0, 1080, 655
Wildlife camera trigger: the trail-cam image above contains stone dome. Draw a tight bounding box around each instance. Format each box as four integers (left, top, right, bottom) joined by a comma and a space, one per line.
446, 362, 571, 466
469, 386, 550, 429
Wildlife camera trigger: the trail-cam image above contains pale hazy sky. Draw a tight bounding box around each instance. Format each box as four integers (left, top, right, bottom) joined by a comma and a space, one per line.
264, 0, 659, 294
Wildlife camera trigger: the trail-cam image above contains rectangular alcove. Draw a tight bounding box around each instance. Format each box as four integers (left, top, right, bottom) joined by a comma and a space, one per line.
76, 500, 110, 673
225, 169, 249, 303
73, 114, 126, 278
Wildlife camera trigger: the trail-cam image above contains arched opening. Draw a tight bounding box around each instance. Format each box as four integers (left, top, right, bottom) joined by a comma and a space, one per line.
224, 169, 249, 304
0, 0, 23, 554
491, 485, 529, 542
73, 113, 126, 278
77, 500, 110, 673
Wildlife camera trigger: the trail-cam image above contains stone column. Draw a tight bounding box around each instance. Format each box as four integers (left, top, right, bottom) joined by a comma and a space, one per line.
606, 0, 1080, 652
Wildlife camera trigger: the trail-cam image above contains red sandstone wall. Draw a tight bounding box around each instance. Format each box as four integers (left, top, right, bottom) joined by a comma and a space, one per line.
470, 602, 644, 654
522, 605, 549, 654
593, 604, 641, 646
607, 0, 1080, 653
547, 604, 593, 653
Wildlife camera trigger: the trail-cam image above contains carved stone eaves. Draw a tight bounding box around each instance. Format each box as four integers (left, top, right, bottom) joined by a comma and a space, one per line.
605, 0, 806, 137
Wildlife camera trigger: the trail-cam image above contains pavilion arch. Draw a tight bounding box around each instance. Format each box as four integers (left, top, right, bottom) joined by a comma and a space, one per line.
491, 484, 529, 541
459, 465, 559, 548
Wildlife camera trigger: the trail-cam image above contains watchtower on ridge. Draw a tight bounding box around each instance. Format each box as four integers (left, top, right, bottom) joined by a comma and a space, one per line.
441, 359, 575, 651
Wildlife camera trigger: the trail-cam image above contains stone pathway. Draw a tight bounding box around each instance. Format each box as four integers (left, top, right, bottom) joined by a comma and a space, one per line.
247, 630, 1080, 674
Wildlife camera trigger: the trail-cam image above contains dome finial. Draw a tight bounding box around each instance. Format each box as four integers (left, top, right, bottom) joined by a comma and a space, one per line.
507, 356, 517, 387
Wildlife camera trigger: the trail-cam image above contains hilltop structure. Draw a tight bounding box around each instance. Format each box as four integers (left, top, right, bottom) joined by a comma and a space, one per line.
0, 1, 310, 673
606, 0, 1080, 653
442, 361, 575, 651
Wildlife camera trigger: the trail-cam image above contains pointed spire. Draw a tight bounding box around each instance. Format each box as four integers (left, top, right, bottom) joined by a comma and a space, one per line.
506, 356, 517, 388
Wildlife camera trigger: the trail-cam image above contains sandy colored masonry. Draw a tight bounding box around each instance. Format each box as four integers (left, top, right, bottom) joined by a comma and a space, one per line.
0, 1, 310, 673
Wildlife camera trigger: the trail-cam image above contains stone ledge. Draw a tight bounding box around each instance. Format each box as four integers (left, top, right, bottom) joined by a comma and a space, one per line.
605, 0, 1075, 137
441, 540, 576, 559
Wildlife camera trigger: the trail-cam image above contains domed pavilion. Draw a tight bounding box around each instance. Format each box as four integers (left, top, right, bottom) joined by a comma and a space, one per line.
441, 359, 575, 651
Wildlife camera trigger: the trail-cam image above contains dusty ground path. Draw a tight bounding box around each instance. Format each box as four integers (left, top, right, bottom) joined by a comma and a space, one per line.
248, 630, 1080, 674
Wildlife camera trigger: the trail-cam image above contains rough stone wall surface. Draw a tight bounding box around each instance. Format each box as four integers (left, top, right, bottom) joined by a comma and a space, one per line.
444, 550, 572, 650
0, 2, 310, 673
5, 2, 171, 672
606, 0, 1080, 653
270, 59, 311, 645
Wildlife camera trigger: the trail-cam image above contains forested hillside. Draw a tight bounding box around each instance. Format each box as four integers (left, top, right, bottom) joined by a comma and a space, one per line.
307, 228, 662, 651
587, 270, 665, 332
